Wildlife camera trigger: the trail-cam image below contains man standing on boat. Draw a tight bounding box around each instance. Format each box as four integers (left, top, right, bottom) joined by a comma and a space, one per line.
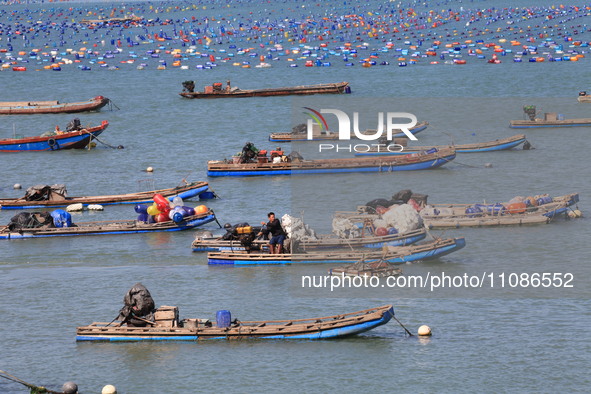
259, 212, 286, 254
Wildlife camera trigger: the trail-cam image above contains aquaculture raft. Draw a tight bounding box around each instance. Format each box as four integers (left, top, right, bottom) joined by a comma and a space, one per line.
0, 181, 211, 210
180, 82, 349, 98
0, 121, 109, 152
76, 305, 394, 341
207, 237, 466, 265
355, 134, 528, 156
0, 211, 217, 239
0, 96, 110, 115
207, 147, 456, 177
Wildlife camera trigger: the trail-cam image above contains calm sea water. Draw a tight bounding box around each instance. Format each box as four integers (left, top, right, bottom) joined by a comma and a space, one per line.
1, 0, 590, 392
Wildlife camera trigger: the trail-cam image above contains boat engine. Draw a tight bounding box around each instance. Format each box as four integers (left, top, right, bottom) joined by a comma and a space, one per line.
523, 105, 537, 121
182, 80, 195, 93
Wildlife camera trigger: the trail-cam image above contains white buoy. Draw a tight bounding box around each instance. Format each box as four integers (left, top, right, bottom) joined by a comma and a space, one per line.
13, 183, 22, 189
66, 203, 84, 212
484, 163, 493, 168
87, 204, 104, 211
102, 384, 117, 394
573, 209, 583, 218
417, 325, 432, 336
146, 166, 154, 172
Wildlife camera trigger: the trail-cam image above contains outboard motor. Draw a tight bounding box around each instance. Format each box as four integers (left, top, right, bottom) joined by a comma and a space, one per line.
523, 105, 537, 121
182, 80, 195, 93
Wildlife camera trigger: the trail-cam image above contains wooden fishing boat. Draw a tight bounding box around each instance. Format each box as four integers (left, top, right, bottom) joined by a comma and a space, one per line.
180, 81, 350, 99
192, 228, 427, 252
0, 211, 217, 239
510, 113, 591, 128
330, 260, 403, 278
76, 304, 394, 341
0, 181, 211, 210
207, 147, 456, 177
421, 193, 579, 229
0, 96, 110, 115
207, 237, 465, 265
269, 121, 429, 142
0, 121, 109, 152
337, 193, 579, 229
355, 134, 528, 156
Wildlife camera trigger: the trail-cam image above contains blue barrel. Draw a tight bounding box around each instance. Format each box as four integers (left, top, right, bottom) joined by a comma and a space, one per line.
216, 310, 231, 328
199, 191, 216, 200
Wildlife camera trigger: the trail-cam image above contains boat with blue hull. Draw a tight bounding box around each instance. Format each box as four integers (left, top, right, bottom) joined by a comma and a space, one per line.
510, 108, 591, 128
355, 134, 528, 156
192, 228, 427, 252
0, 181, 212, 210
0, 121, 109, 152
338, 193, 579, 229
0, 211, 217, 239
269, 121, 429, 142
207, 147, 456, 177
207, 237, 465, 265
76, 305, 394, 341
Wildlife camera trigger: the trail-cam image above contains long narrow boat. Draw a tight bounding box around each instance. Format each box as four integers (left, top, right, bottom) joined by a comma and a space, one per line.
207, 147, 456, 177
0, 96, 110, 115
336, 193, 579, 229
0, 211, 217, 239
510, 114, 591, 128
180, 82, 350, 99
0, 121, 109, 152
0, 181, 211, 210
355, 134, 528, 156
192, 228, 427, 252
76, 305, 394, 341
269, 121, 429, 142
207, 237, 465, 265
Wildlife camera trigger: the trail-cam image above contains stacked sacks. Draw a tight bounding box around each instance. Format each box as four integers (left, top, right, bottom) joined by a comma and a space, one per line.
135, 194, 201, 223
332, 217, 361, 239
281, 214, 317, 241
380, 204, 423, 234
281, 214, 318, 253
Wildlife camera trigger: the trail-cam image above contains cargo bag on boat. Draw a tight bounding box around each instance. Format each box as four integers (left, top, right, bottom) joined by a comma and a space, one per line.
66, 118, 82, 132
7, 212, 54, 231
23, 184, 67, 201
117, 283, 156, 327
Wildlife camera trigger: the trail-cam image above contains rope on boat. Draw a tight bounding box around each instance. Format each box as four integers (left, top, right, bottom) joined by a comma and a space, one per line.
391, 315, 414, 337
107, 99, 120, 111
81, 128, 120, 149
0, 370, 62, 394
440, 155, 481, 168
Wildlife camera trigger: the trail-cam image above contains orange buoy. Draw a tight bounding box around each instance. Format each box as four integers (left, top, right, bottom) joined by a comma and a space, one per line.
195, 205, 208, 214
506, 202, 527, 214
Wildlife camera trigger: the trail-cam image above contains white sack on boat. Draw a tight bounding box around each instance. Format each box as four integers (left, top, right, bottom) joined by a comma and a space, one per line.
420, 205, 440, 216
331, 217, 360, 239
282, 214, 317, 241
382, 204, 423, 233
